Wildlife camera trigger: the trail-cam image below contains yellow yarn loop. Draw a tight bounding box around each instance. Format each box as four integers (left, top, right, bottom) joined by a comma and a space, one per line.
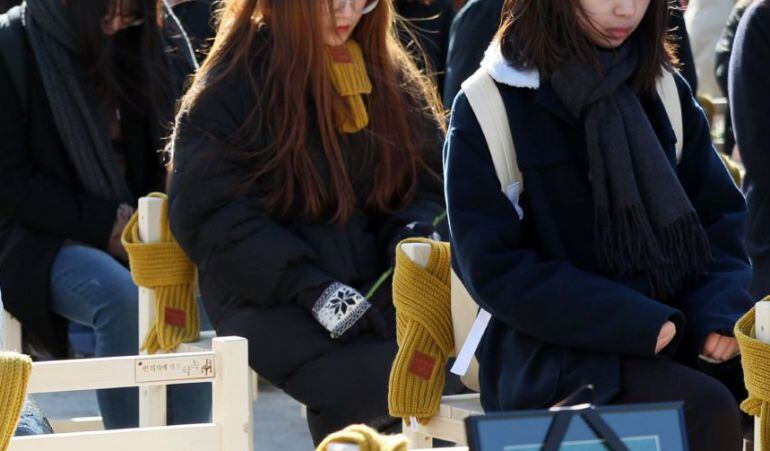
736, 302, 770, 451
388, 238, 453, 424
326, 40, 372, 134
0, 352, 31, 450
121, 193, 199, 354
316, 424, 408, 451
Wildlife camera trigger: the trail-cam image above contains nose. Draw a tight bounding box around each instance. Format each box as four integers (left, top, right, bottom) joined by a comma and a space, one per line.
613, 0, 636, 17
336, 1, 356, 19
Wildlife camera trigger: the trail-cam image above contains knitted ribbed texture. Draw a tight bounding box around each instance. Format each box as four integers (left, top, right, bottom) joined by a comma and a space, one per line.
0, 352, 31, 450
121, 193, 199, 354
388, 238, 453, 424
326, 40, 372, 134
316, 424, 408, 451
736, 302, 770, 450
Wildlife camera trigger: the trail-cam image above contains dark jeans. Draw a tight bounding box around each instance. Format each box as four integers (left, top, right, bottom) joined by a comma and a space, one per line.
614, 357, 745, 451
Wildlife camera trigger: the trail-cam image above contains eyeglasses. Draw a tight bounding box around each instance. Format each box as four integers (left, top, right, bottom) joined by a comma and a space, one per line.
330, 0, 380, 15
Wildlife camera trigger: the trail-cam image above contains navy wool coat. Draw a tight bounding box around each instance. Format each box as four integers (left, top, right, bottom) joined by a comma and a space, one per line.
444, 45, 754, 411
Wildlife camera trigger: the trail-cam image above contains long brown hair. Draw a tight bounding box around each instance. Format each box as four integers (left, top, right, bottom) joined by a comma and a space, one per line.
180, 0, 444, 224
496, 0, 677, 94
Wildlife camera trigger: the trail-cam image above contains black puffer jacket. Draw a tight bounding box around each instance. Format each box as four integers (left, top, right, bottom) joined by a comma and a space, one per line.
168, 36, 445, 330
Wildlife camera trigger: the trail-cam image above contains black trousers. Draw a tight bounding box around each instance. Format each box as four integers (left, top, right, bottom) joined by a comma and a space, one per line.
216, 303, 464, 444
613, 357, 746, 451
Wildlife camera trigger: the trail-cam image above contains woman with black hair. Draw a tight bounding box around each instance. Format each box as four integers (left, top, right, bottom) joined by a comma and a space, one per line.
0, 0, 209, 428
445, 0, 753, 449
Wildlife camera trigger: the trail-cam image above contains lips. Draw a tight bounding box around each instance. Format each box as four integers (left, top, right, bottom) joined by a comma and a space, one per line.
337, 25, 351, 34
607, 27, 632, 39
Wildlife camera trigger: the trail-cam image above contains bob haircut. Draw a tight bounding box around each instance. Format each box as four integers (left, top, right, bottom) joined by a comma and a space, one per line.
496, 0, 678, 94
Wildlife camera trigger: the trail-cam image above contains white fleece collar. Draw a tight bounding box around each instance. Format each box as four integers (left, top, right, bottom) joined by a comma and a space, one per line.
479, 40, 540, 89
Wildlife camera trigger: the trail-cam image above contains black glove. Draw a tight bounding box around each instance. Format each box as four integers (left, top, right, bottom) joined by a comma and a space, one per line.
297, 282, 388, 339
387, 221, 441, 266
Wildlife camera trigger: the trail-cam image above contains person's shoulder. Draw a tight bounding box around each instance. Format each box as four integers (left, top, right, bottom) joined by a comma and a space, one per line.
397, 0, 453, 16
742, 0, 770, 33
454, 0, 504, 23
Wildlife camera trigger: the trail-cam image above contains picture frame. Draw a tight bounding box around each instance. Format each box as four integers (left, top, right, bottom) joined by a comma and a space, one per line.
465, 402, 688, 451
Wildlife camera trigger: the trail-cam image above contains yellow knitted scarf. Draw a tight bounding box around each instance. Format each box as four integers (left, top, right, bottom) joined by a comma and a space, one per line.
0, 352, 31, 450
326, 40, 372, 134
736, 303, 770, 450
121, 193, 200, 354
388, 238, 453, 424
316, 424, 408, 451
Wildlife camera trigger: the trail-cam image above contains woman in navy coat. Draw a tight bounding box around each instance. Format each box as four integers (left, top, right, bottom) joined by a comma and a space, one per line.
444, 1, 753, 449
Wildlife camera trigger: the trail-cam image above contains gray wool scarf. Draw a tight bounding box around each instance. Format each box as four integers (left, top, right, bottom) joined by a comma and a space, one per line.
549, 42, 711, 300
23, 0, 197, 203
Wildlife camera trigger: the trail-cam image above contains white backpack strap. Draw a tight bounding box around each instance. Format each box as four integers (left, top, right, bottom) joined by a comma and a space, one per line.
656, 70, 684, 163
461, 68, 522, 191
450, 69, 520, 388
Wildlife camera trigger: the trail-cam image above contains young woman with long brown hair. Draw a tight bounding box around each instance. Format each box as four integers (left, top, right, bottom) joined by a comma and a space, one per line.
445, 0, 752, 449
168, 0, 449, 442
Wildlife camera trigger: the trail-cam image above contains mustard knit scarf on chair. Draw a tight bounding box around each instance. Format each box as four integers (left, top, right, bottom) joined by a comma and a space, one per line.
0, 352, 31, 450
388, 238, 454, 424
736, 300, 770, 450
326, 40, 372, 134
121, 193, 199, 354
317, 424, 407, 451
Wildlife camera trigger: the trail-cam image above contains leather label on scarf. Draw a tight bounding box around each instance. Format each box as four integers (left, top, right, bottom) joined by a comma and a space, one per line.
165, 307, 186, 328
329, 46, 353, 64
409, 350, 436, 380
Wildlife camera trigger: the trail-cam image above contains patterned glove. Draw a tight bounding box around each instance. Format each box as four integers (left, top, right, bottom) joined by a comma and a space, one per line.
304, 282, 372, 338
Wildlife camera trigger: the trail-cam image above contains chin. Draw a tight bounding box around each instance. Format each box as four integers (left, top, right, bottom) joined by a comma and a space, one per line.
324, 35, 348, 47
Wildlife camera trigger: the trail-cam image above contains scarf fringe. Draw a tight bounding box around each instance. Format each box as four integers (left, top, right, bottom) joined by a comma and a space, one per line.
596, 207, 712, 299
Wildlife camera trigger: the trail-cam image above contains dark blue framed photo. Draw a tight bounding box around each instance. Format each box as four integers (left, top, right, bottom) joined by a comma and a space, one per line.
465, 402, 688, 451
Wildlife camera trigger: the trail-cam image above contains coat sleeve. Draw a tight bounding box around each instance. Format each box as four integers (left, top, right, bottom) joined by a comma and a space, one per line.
0, 55, 117, 249
168, 82, 333, 308
730, 4, 770, 198
674, 73, 754, 351
445, 92, 682, 357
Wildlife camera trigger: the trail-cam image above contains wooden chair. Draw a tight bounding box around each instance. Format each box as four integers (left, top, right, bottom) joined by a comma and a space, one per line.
135, 196, 259, 428
8, 336, 253, 451
398, 242, 483, 449
2, 309, 22, 352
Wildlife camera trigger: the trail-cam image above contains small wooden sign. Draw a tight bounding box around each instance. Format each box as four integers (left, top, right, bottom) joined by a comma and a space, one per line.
135, 355, 215, 383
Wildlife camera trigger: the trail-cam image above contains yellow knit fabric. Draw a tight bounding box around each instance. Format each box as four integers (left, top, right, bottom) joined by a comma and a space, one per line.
316, 424, 408, 451
388, 238, 454, 424
326, 40, 372, 134
121, 193, 199, 354
736, 302, 770, 450
0, 352, 31, 450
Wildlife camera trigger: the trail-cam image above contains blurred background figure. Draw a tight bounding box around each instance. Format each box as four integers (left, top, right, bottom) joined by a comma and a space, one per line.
685, 0, 734, 99
729, 0, 770, 299
394, 0, 455, 96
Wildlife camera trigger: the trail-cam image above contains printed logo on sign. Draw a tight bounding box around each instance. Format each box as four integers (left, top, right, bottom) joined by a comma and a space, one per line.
165, 307, 186, 328
409, 350, 436, 381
